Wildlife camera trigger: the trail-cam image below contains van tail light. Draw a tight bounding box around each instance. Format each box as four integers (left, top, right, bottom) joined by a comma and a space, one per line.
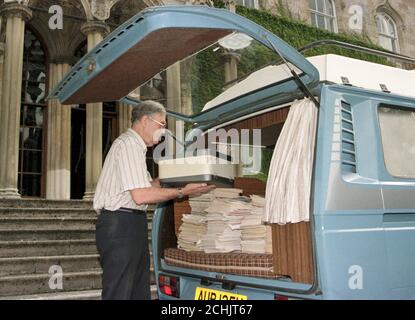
274, 294, 289, 300
158, 274, 180, 298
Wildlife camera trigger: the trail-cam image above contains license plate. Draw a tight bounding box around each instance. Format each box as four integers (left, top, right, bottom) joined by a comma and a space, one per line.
194, 287, 248, 300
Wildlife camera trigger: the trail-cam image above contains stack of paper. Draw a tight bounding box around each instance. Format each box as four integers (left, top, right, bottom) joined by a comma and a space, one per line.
250, 194, 266, 207
241, 195, 272, 254
177, 189, 272, 254
241, 225, 272, 254
177, 212, 207, 251
189, 191, 215, 213
201, 197, 252, 253
213, 188, 243, 199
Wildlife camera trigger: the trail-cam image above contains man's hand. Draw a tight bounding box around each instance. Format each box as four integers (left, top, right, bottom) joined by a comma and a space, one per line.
150, 178, 161, 188
182, 183, 215, 197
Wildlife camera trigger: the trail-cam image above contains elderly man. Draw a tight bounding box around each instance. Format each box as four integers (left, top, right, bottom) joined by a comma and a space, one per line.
94, 100, 213, 300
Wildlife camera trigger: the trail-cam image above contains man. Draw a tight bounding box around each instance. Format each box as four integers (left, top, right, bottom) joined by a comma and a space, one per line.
94, 100, 213, 300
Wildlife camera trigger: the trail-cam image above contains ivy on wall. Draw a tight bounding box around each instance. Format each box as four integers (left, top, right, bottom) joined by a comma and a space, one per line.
235, 5, 389, 64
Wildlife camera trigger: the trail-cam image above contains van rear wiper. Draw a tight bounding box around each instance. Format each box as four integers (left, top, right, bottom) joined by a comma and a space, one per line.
265, 36, 320, 107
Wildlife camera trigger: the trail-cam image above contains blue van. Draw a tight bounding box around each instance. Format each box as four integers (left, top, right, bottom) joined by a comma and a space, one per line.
49, 5, 415, 299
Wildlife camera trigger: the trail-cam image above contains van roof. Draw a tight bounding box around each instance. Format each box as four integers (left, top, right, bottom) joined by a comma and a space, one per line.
202, 54, 415, 111
308, 54, 415, 98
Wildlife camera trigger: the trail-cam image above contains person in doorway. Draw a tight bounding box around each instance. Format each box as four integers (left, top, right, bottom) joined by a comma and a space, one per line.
94, 100, 213, 300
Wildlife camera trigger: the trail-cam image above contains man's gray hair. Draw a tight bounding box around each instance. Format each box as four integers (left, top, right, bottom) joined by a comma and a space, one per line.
131, 100, 166, 125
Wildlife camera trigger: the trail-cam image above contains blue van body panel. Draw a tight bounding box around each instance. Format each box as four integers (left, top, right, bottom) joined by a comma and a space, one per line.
313, 85, 415, 299
153, 84, 415, 300
152, 205, 321, 300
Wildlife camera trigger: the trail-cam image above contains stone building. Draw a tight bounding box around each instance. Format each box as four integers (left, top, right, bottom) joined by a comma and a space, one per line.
0, 0, 413, 201
260, 0, 415, 57
0, 0, 168, 201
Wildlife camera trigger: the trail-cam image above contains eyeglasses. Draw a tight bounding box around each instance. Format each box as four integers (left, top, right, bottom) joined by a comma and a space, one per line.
149, 116, 167, 128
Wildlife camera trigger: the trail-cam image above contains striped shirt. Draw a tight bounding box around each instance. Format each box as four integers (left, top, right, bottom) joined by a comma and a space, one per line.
93, 128, 152, 213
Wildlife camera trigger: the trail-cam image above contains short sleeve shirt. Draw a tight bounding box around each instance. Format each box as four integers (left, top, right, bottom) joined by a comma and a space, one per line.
93, 129, 152, 213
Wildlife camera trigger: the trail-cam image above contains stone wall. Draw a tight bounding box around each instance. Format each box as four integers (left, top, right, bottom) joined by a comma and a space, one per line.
261, 0, 415, 58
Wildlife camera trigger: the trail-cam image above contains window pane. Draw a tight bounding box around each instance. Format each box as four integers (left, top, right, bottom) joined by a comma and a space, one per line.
379, 107, 415, 178
325, 0, 334, 15
310, 12, 317, 27
21, 128, 43, 150
386, 18, 396, 37
379, 35, 394, 52
22, 150, 42, 173
316, 0, 324, 12
309, 0, 316, 10
102, 117, 113, 161
25, 83, 46, 104
327, 17, 335, 32
21, 174, 41, 197
20, 28, 46, 198
317, 15, 325, 29
22, 105, 43, 126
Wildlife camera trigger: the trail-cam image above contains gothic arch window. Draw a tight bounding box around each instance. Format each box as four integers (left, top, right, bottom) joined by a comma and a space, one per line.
309, 0, 338, 32
19, 27, 48, 197
376, 12, 400, 53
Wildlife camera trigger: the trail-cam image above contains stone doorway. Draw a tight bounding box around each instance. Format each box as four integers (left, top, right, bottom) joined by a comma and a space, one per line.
70, 103, 117, 199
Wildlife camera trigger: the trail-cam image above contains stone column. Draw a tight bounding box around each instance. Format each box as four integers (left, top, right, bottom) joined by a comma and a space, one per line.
81, 21, 110, 200
166, 62, 183, 156
0, 42, 5, 124
46, 61, 72, 200
117, 102, 132, 136
0, 3, 32, 198
223, 51, 239, 89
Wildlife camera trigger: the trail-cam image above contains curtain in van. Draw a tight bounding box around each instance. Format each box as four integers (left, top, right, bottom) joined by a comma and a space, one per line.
263, 98, 318, 224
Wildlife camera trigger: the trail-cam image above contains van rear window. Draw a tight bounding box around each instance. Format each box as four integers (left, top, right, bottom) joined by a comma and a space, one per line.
378, 106, 415, 179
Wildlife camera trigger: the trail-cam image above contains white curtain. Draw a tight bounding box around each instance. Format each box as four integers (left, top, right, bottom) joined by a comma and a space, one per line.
263, 98, 318, 224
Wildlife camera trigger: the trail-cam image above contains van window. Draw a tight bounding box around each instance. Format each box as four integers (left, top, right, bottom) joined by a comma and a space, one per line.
139, 32, 299, 116
378, 106, 415, 178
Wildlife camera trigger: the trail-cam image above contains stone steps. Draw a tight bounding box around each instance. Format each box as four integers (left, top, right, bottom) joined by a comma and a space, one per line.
0, 285, 158, 300
0, 228, 153, 241
0, 229, 95, 241
0, 208, 97, 218
0, 239, 98, 258
0, 207, 154, 219
0, 254, 101, 276
0, 199, 94, 209
0, 252, 154, 276
0, 270, 103, 296
0, 268, 156, 297
0, 200, 156, 299
0, 217, 97, 230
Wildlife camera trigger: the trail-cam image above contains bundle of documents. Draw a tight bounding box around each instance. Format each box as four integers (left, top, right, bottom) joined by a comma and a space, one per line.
189, 192, 215, 213
241, 225, 272, 254
177, 189, 272, 254
177, 212, 207, 251
213, 188, 243, 199
250, 194, 266, 207
241, 195, 272, 254
201, 195, 252, 253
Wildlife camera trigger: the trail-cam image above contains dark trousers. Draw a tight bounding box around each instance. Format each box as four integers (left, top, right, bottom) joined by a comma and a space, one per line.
95, 208, 150, 300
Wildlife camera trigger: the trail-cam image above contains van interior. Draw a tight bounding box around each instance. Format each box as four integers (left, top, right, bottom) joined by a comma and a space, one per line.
157, 104, 315, 285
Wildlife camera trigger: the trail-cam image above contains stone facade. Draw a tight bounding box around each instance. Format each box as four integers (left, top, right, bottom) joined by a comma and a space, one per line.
0, 0, 165, 200
262, 0, 415, 58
